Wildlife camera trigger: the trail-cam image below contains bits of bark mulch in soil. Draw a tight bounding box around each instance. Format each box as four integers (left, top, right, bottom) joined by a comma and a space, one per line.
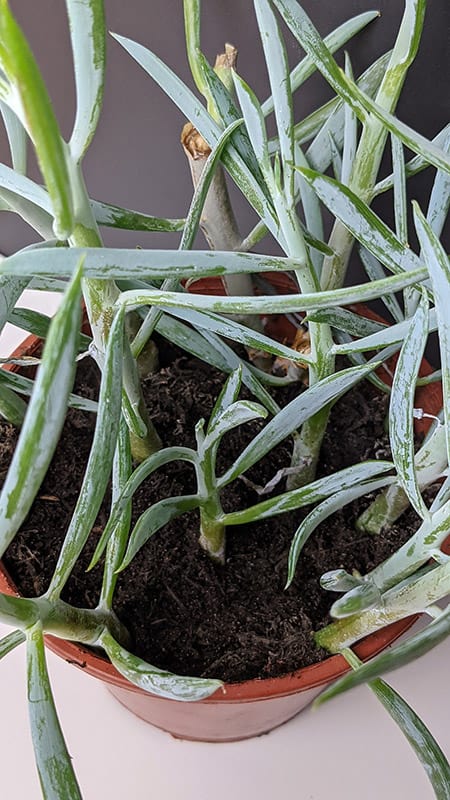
2, 341, 421, 683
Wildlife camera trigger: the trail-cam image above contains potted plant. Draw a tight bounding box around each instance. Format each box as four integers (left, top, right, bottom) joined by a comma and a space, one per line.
0, 0, 448, 797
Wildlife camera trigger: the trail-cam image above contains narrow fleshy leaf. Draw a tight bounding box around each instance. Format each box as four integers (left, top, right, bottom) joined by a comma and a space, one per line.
8, 307, 91, 350
359, 247, 404, 323
117, 266, 427, 324
232, 71, 272, 188
224, 460, 394, 525
0, 274, 30, 331
91, 199, 184, 232
306, 307, 385, 339
320, 570, 362, 593
0, 2, 74, 237
286, 476, 394, 587
341, 53, 356, 186
330, 582, 382, 618
0, 245, 297, 280
89, 446, 197, 569
205, 400, 268, 446
208, 367, 242, 429
426, 126, 450, 238
0, 263, 82, 557
27, 624, 82, 800
0, 369, 98, 414
262, 11, 380, 117
0, 382, 27, 426
100, 417, 132, 609
391, 135, 408, 243
119, 495, 200, 571
389, 292, 429, 518
299, 169, 421, 276
0, 100, 26, 173
374, 124, 450, 197
0, 628, 25, 658
414, 204, 450, 464
254, 0, 294, 201
332, 308, 436, 355
0, 592, 39, 628
111, 33, 279, 237
318, 608, 450, 700
47, 308, 125, 597
100, 630, 222, 701
220, 361, 384, 487
66, 0, 105, 161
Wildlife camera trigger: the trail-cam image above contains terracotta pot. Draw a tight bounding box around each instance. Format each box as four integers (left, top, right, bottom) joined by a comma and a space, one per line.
0, 322, 443, 742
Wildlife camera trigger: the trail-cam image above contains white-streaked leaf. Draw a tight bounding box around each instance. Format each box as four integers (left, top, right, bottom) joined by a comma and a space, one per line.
300, 169, 422, 276
205, 400, 268, 446
119, 494, 200, 571
27, 624, 82, 800
0, 369, 98, 414
8, 307, 91, 349
232, 71, 272, 188
47, 307, 125, 598
208, 367, 242, 429
286, 476, 395, 587
374, 124, 450, 197
89, 446, 197, 569
0, 273, 30, 330
332, 307, 436, 356
391, 135, 408, 243
330, 582, 381, 618
220, 361, 384, 488
117, 266, 427, 317
0, 162, 51, 214
359, 247, 404, 323
254, 0, 294, 201
0, 100, 26, 173
262, 11, 380, 117
224, 460, 394, 525
111, 33, 279, 238
100, 630, 222, 701
91, 198, 184, 232
389, 292, 429, 518
0, 4, 74, 238
320, 570, 362, 593
66, 0, 105, 161
427, 126, 450, 238
414, 203, 450, 465
0, 245, 297, 280
306, 307, 385, 338
341, 53, 356, 186
0, 263, 82, 558
0, 381, 27, 426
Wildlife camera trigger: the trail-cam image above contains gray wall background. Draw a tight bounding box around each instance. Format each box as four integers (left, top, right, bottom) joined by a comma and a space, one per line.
1, 1, 449, 256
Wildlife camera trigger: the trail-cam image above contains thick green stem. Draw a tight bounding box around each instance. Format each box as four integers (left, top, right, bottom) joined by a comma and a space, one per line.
199, 505, 226, 564
68, 161, 161, 460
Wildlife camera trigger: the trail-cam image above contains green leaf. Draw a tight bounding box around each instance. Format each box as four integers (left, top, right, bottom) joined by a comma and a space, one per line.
27, 624, 82, 800
262, 10, 380, 117
0, 591, 39, 628
205, 399, 268, 446
66, 0, 105, 161
0, 245, 297, 280
119, 494, 200, 571
306, 306, 385, 339
359, 247, 404, 323
0, 274, 30, 332
0, 2, 74, 238
47, 307, 125, 598
111, 33, 279, 239
232, 71, 272, 188
332, 309, 436, 356
389, 292, 429, 518
8, 307, 91, 350
330, 581, 381, 618
254, 0, 294, 201
0, 369, 98, 414
0, 628, 25, 658
413, 204, 450, 464
0, 381, 27, 426
341, 53, 356, 186
318, 608, 450, 699
165, 305, 315, 365
0, 99, 26, 173
286, 475, 395, 587
100, 417, 132, 609
391, 135, 408, 243
91, 199, 184, 232
0, 262, 82, 558
374, 124, 450, 197
224, 460, 394, 526
299, 169, 422, 277
117, 266, 427, 316
220, 361, 384, 487
208, 367, 242, 429
100, 629, 222, 701
426, 126, 450, 239
89, 446, 197, 569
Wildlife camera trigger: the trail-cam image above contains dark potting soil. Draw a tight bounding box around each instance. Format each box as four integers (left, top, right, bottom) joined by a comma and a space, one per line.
1, 343, 422, 683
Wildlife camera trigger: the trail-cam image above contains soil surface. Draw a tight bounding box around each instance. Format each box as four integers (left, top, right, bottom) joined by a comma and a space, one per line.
1, 339, 422, 683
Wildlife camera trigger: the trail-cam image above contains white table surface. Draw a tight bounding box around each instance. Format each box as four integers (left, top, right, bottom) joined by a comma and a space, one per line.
0, 291, 449, 800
